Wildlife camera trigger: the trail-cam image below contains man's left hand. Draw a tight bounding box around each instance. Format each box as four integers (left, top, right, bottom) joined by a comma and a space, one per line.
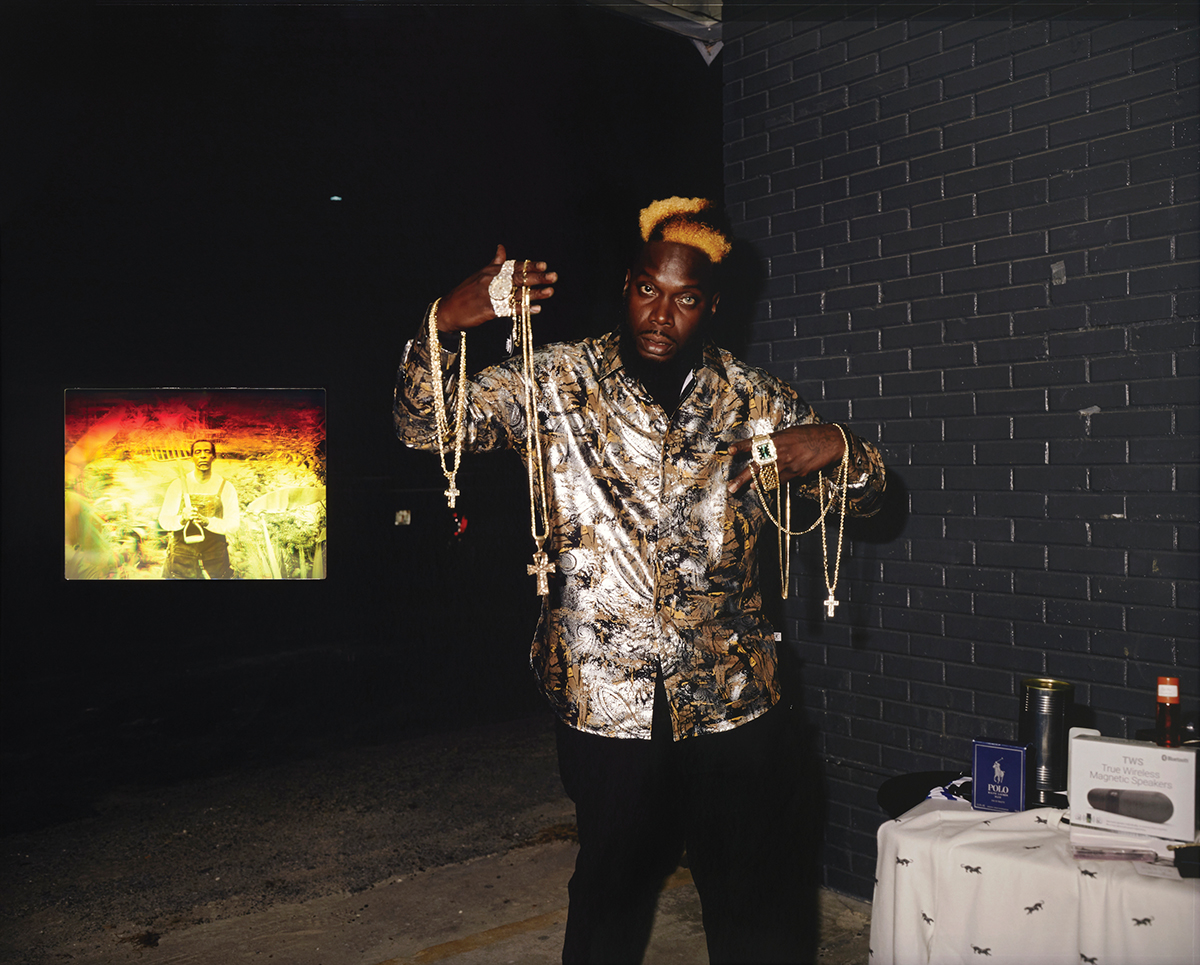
727, 424, 845, 494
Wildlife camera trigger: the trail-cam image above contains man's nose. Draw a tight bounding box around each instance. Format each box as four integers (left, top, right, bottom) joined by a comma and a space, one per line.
650, 297, 673, 327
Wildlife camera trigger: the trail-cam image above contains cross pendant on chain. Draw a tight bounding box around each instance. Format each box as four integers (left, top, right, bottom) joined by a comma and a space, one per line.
824, 592, 839, 618
528, 550, 554, 596
443, 485, 460, 509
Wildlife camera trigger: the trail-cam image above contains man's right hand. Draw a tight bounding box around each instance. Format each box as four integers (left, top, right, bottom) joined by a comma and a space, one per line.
435, 244, 557, 333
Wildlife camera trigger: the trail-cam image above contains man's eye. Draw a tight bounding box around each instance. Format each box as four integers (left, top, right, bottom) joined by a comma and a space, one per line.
679, 295, 696, 306
639, 284, 655, 295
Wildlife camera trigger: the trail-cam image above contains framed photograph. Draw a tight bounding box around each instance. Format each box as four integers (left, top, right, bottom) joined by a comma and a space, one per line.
64, 389, 326, 580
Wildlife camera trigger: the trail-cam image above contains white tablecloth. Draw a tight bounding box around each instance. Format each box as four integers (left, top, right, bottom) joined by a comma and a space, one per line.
870, 798, 1199, 965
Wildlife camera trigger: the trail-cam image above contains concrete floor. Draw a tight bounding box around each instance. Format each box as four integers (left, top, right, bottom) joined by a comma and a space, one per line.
47, 843, 872, 965
4, 711, 872, 964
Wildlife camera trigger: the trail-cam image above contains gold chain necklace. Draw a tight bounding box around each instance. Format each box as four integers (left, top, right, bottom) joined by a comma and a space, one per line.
751, 423, 850, 612
514, 264, 554, 596
427, 298, 467, 509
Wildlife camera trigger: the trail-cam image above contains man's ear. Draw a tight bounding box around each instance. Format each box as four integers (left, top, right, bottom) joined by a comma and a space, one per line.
622, 269, 630, 298
710, 292, 721, 315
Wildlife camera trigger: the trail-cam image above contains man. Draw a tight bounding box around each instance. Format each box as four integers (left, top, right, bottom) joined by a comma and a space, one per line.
394, 198, 886, 963
158, 439, 240, 579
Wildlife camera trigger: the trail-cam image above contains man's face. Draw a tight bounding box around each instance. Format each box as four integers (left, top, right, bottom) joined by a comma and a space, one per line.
192, 443, 214, 470
624, 241, 719, 364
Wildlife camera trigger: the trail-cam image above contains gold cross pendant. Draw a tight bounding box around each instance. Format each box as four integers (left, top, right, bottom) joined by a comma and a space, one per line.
824, 592, 839, 618
443, 485, 460, 509
528, 550, 554, 596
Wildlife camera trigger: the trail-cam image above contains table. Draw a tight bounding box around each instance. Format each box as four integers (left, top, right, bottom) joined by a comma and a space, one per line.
870, 798, 1199, 965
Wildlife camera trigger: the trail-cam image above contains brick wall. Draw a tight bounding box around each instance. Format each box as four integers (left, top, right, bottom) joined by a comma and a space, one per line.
722, 4, 1198, 898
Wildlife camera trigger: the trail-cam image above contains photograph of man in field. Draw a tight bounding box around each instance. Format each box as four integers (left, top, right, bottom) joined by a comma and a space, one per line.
64, 389, 325, 580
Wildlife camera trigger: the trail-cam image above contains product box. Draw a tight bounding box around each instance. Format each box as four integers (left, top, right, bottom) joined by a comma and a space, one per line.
971, 740, 1027, 812
1068, 735, 1196, 842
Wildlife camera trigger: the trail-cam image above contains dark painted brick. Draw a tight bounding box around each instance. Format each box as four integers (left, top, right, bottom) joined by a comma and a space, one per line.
945, 263, 1011, 294
1089, 352, 1171, 386
1090, 235, 1174, 274
944, 212, 1013, 245
825, 329, 884, 357
745, 147, 796, 179
850, 209, 909, 240
1049, 436, 1126, 466
1046, 598, 1125, 630
1092, 14, 1179, 55
726, 132, 770, 163
741, 19, 795, 56
910, 95, 976, 133
822, 100, 879, 135
945, 161, 1014, 198
1092, 464, 1176, 493
847, 18, 907, 59
852, 254, 911, 284
945, 58, 1016, 98
882, 368, 946, 396
744, 63, 795, 98
1091, 64, 1175, 111
1174, 114, 1198, 147
943, 414, 1010, 441
1013, 358, 1087, 388
1130, 318, 1198, 352
880, 79, 944, 117
1013, 196, 1088, 231
976, 18, 1049, 62
1090, 294, 1174, 326
912, 195, 975, 228
792, 222, 851, 250
911, 45, 977, 85
979, 179, 1049, 214
1013, 33, 1090, 78
1091, 180, 1172, 219
1011, 412, 1084, 441
825, 145, 883, 178
977, 438, 1047, 465
1129, 204, 1199, 239
880, 129, 944, 165
1013, 569, 1087, 600
850, 302, 911, 329
850, 115, 910, 151
803, 131, 851, 161
848, 66, 911, 103
1049, 270, 1128, 305
882, 225, 943, 256
1134, 89, 1196, 128
1049, 216, 1128, 252
882, 178, 944, 212
942, 12, 1012, 51
1013, 142, 1088, 182
1050, 105, 1129, 147
823, 53, 881, 89
766, 26, 818, 66
1128, 605, 1198, 638
1050, 161, 1130, 202
911, 144, 977, 180
826, 237, 882, 267
792, 88, 851, 121
772, 249, 823, 276
826, 284, 881, 310
1131, 25, 1200, 71
978, 74, 1050, 115
1088, 629, 1176, 664
769, 116, 824, 150
1129, 261, 1199, 294
910, 342, 977, 370
945, 662, 1017, 696
977, 231, 1048, 264
912, 243, 973, 275
978, 285, 1048, 315
821, 18, 875, 47
1090, 122, 1174, 164
948, 567, 1015, 594
1015, 517, 1088, 546
850, 161, 910, 196
1095, 574, 1175, 608
1130, 145, 1199, 184
978, 387, 1049, 414
886, 273, 943, 302
1052, 47, 1132, 92
880, 30, 940, 71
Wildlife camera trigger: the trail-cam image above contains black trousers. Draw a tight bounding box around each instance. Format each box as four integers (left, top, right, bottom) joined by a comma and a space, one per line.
555, 681, 814, 965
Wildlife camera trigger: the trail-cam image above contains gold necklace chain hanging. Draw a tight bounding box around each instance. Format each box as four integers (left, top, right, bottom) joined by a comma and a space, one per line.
514, 263, 555, 596
750, 423, 851, 612
427, 298, 468, 509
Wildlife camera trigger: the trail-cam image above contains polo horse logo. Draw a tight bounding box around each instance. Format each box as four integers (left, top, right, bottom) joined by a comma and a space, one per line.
992, 759, 1005, 783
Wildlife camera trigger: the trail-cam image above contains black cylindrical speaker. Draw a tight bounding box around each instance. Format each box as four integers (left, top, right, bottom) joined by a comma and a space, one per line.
1019, 677, 1074, 806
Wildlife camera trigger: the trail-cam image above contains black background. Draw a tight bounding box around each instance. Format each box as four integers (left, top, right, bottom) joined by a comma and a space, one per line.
2, 0, 725, 830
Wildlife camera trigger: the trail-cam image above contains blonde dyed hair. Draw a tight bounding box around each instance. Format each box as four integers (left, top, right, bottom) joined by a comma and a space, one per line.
638, 196, 732, 264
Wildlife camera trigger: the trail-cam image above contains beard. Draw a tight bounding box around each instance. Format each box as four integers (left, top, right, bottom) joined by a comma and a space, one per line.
618, 321, 705, 415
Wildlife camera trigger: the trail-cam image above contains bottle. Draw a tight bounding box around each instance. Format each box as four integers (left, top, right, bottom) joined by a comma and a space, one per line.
1155, 676, 1181, 748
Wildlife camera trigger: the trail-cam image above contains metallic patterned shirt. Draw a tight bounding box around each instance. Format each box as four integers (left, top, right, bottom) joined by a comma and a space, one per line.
395, 312, 886, 741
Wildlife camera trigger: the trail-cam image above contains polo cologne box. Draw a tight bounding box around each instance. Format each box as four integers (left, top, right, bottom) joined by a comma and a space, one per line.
1068, 735, 1196, 842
